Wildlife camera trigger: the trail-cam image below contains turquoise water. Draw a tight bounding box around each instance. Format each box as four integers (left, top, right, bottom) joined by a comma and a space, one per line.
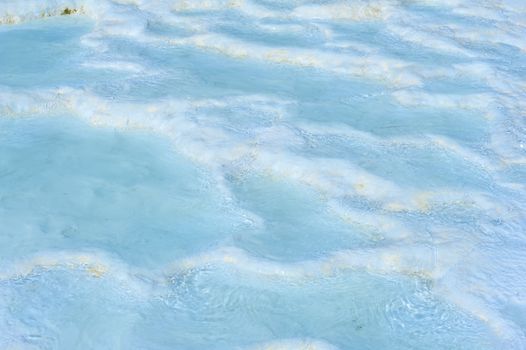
0, 1, 525, 349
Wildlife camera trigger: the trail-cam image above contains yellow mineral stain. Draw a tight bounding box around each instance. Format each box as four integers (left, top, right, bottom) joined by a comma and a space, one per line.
61, 8, 78, 16
87, 265, 107, 278
222, 255, 238, 264
381, 253, 401, 268
415, 192, 431, 212
264, 50, 319, 67
147, 106, 159, 113
0, 15, 18, 25
321, 262, 335, 276
353, 182, 366, 194
385, 202, 406, 212
228, 0, 244, 8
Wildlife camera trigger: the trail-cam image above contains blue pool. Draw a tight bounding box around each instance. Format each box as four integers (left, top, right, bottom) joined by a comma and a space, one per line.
1, 1, 525, 349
